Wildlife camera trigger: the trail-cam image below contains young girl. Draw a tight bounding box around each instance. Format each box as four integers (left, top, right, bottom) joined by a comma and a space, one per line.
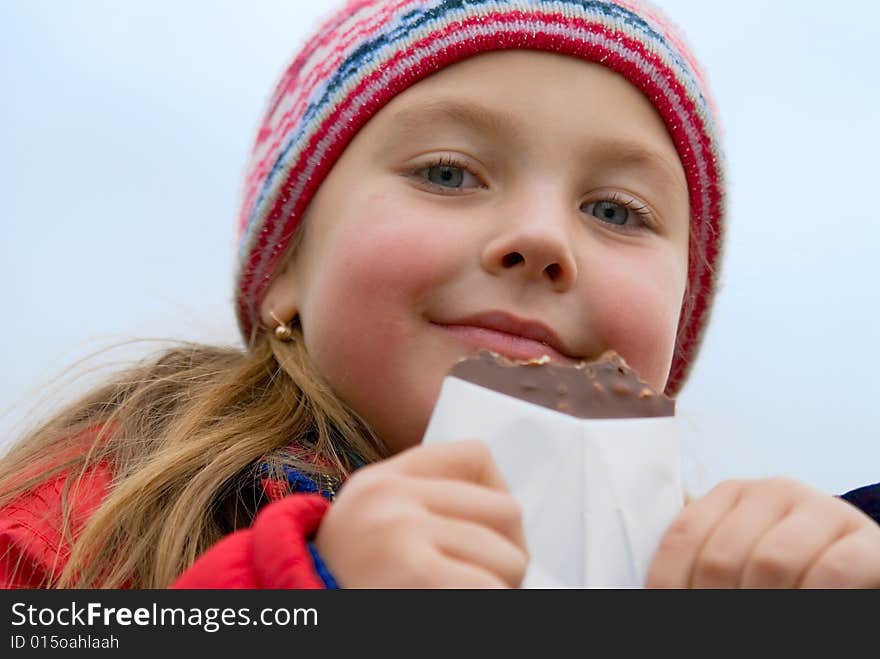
2, 0, 878, 589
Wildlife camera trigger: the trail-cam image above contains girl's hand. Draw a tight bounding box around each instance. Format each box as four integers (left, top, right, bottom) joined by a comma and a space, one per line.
646, 477, 880, 588
313, 439, 529, 588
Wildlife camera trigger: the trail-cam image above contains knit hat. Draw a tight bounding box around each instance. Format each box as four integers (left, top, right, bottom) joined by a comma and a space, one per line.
234, 0, 725, 397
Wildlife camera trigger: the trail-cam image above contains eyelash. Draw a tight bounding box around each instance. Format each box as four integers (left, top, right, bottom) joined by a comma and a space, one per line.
592, 192, 655, 234
411, 155, 482, 192
410, 155, 656, 234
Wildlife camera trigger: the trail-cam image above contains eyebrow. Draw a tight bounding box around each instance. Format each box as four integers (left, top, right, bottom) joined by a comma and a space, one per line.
389, 97, 526, 142
388, 97, 686, 193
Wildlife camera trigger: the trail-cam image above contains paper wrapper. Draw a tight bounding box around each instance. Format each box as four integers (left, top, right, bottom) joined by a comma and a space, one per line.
421, 375, 684, 588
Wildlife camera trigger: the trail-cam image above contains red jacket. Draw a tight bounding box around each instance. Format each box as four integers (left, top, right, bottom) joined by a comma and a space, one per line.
0, 453, 336, 589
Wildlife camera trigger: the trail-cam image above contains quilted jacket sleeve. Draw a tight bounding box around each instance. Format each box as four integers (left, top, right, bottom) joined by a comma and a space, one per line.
1, 462, 335, 589
170, 493, 333, 589
0, 461, 112, 589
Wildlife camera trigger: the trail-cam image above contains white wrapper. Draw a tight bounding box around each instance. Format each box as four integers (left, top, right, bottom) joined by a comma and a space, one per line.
421, 375, 684, 588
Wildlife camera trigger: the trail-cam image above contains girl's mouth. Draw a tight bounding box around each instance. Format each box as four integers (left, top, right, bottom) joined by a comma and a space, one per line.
434, 323, 581, 366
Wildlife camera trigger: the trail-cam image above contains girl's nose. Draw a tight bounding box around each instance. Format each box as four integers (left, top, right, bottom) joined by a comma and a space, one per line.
480, 207, 578, 293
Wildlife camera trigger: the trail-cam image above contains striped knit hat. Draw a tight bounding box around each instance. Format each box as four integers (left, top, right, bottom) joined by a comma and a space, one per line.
234, 0, 725, 397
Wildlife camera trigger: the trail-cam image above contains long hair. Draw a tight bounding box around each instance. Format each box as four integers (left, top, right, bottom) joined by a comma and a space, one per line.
0, 327, 389, 588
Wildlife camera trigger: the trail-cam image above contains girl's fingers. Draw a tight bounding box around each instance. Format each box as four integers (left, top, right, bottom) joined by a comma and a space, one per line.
798, 525, 880, 589
647, 477, 880, 589
690, 485, 794, 588
431, 516, 529, 588
425, 551, 509, 589
411, 477, 527, 549
645, 480, 744, 588
740, 497, 855, 588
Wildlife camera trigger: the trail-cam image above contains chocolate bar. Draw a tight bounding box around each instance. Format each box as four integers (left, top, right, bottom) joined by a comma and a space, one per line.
449, 350, 674, 418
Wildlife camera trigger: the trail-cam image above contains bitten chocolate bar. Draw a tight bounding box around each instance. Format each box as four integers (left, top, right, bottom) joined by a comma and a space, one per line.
449, 350, 674, 419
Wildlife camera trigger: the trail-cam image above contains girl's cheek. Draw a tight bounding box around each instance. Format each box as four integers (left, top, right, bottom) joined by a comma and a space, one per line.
298, 209, 467, 452
605, 297, 678, 391
303, 206, 462, 361
587, 252, 684, 391
336, 205, 464, 299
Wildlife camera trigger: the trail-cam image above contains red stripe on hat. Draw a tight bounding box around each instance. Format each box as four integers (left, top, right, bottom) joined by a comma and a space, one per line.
239, 0, 415, 237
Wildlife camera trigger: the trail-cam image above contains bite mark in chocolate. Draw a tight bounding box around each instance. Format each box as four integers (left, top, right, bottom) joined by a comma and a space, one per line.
449, 350, 674, 418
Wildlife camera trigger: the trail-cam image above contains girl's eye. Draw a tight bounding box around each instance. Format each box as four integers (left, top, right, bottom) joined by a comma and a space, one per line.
591, 200, 629, 226
583, 194, 654, 233
412, 156, 481, 192
427, 162, 463, 187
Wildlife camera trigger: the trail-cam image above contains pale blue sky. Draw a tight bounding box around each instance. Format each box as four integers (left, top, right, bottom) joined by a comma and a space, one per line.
2, 1, 878, 496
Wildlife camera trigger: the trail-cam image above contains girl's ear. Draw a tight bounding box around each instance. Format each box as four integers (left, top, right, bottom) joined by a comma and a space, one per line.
259, 259, 301, 329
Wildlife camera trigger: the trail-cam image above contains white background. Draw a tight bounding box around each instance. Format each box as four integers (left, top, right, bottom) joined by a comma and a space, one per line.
2, 1, 878, 496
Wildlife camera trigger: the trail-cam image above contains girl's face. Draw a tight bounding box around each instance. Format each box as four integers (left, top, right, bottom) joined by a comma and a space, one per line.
261, 50, 690, 454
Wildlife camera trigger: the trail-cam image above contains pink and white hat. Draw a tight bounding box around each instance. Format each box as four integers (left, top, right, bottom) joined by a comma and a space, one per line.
234, 0, 725, 396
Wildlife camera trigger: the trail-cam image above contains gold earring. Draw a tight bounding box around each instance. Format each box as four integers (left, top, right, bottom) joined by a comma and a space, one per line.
269, 310, 294, 342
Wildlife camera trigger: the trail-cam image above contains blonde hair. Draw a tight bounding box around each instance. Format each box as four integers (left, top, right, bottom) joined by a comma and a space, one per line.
0, 328, 389, 588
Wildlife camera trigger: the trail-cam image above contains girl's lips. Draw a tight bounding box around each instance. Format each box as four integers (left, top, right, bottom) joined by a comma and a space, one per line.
435, 324, 581, 365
